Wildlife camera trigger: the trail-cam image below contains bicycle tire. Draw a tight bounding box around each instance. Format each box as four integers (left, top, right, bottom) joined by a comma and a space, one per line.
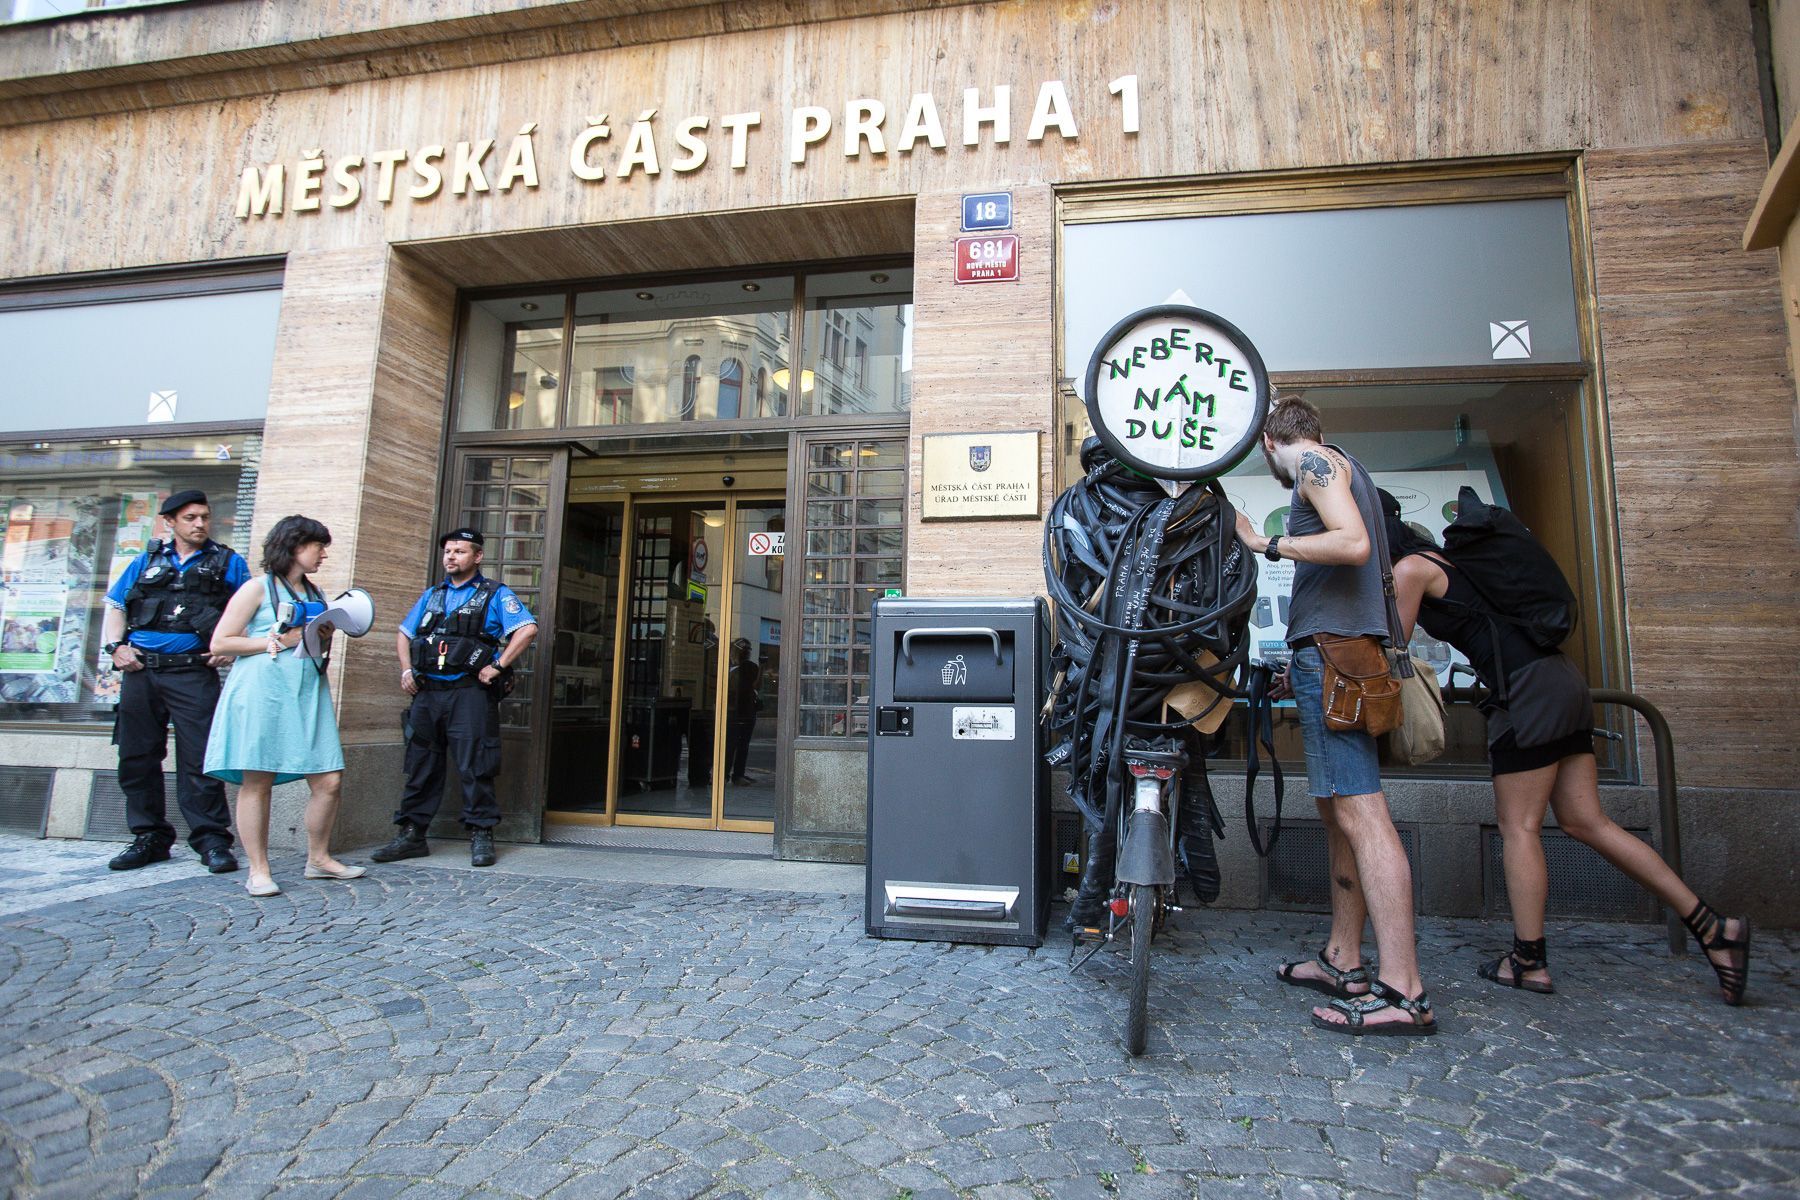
1126, 883, 1153, 1056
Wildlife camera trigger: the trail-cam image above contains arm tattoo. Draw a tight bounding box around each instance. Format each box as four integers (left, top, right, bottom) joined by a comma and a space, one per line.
1299, 450, 1335, 489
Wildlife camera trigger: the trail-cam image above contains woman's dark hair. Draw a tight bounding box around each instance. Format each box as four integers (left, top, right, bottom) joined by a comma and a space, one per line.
1378, 488, 1441, 565
261, 515, 332, 577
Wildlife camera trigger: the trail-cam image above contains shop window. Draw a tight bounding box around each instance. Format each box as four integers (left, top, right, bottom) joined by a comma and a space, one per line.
0, 278, 281, 433
797, 437, 905, 738
0, 433, 261, 726
1058, 173, 1617, 776
455, 293, 565, 432
802, 270, 913, 416
561, 278, 793, 427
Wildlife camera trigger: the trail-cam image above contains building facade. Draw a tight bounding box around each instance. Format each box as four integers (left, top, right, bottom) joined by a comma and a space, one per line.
1, 0, 1796, 922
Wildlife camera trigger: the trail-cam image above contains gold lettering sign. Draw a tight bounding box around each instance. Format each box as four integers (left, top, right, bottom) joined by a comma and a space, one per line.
921, 431, 1040, 522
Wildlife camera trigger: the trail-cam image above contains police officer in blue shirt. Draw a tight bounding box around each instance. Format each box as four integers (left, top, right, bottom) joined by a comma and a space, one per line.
100, 490, 252, 872
372, 527, 538, 867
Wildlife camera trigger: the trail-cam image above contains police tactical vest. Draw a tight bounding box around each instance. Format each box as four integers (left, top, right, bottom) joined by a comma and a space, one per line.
124, 541, 235, 642
410, 578, 503, 676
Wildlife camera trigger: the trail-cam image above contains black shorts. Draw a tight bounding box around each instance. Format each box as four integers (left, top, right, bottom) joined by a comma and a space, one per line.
1488, 728, 1594, 777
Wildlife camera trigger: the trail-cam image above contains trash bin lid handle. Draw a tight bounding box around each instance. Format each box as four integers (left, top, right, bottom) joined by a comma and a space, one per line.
900, 626, 1004, 665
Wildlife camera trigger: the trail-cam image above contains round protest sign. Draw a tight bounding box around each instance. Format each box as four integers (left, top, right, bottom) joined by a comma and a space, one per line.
1083, 305, 1270, 481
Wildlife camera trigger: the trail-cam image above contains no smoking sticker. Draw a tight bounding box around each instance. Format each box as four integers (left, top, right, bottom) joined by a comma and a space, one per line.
748, 531, 785, 556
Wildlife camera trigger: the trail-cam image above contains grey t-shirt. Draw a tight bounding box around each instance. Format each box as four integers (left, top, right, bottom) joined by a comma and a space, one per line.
1285, 444, 1391, 645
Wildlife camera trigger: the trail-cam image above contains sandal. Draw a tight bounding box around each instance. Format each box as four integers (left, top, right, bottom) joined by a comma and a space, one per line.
1310, 981, 1438, 1037
1682, 900, 1750, 1006
1278, 951, 1371, 999
1478, 935, 1554, 994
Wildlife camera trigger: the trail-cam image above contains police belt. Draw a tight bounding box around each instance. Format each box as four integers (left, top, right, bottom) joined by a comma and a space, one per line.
417, 673, 487, 692
139, 651, 213, 670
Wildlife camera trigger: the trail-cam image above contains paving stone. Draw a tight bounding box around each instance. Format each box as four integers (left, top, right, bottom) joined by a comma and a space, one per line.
0, 836, 1792, 1200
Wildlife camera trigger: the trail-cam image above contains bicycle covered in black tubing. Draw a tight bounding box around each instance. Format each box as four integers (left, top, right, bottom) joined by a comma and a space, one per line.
1047, 304, 1285, 1056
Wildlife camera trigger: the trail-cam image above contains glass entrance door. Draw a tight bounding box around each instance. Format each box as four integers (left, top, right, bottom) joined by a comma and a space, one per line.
617, 500, 726, 821
544, 492, 781, 830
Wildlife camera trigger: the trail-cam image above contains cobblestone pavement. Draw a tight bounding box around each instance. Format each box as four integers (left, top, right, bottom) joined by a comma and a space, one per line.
0, 836, 1795, 1200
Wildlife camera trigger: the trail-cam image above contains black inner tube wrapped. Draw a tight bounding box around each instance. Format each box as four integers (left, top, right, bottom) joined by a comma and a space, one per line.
1043, 438, 1264, 896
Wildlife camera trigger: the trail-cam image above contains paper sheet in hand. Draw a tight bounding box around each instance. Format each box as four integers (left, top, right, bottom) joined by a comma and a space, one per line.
298, 588, 376, 659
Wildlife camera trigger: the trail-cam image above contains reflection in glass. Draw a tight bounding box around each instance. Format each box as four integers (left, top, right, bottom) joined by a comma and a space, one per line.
565, 279, 793, 427
455, 294, 567, 432
802, 270, 913, 416
0, 433, 261, 726
547, 503, 624, 814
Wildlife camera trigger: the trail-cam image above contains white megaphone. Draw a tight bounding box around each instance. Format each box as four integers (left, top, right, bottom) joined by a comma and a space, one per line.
299, 588, 377, 660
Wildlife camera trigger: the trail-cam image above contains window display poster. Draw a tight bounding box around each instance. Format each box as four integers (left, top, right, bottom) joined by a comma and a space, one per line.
0, 584, 68, 673
0, 497, 101, 704
93, 491, 160, 702
1223, 469, 1496, 685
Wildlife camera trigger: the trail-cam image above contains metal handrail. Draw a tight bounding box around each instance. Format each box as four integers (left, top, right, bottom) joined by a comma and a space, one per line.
1442, 683, 1686, 956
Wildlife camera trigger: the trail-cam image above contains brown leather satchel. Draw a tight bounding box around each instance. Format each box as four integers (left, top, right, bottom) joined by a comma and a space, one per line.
1315, 633, 1404, 737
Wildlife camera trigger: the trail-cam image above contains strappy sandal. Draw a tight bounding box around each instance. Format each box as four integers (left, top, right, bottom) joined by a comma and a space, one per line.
1277, 951, 1371, 999
1683, 900, 1750, 1006
1310, 981, 1438, 1037
1478, 935, 1554, 994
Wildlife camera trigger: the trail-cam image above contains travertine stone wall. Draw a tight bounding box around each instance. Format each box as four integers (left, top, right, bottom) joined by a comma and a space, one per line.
906, 185, 1056, 596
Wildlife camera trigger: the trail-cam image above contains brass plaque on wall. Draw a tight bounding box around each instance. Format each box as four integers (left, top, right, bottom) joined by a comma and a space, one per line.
920, 431, 1040, 521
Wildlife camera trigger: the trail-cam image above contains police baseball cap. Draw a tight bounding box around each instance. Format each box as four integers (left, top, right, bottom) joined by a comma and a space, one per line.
159, 489, 208, 516
438, 527, 485, 547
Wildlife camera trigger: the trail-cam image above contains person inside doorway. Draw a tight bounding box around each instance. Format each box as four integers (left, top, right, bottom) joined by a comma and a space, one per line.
725, 637, 762, 784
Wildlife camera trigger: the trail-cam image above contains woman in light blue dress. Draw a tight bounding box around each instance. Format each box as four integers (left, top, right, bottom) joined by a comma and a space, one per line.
205, 515, 362, 896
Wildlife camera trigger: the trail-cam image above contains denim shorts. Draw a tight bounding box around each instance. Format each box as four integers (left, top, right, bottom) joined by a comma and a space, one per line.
1289, 645, 1384, 799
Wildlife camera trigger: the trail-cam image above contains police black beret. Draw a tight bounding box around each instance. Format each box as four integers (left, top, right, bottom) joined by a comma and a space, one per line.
438, 527, 485, 547
159, 489, 208, 516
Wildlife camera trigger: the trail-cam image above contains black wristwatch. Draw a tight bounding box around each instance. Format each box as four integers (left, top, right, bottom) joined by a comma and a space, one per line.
1263, 536, 1282, 563
103, 640, 126, 655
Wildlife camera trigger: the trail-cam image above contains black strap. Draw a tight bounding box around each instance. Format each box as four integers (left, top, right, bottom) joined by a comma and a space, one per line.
1339, 450, 1413, 681
1242, 662, 1285, 857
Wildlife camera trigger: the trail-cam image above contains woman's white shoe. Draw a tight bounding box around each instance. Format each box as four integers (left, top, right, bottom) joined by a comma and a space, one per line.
304, 862, 367, 880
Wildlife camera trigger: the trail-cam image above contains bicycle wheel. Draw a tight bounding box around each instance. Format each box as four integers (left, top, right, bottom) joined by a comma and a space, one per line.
1125, 883, 1154, 1056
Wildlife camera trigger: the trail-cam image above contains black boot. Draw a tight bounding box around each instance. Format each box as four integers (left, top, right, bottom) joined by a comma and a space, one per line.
370, 821, 430, 863
469, 828, 496, 868
1176, 762, 1222, 906
109, 833, 173, 872
1066, 817, 1118, 930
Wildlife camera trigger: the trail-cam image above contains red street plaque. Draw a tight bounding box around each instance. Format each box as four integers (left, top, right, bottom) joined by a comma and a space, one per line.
954, 234, 1019, 284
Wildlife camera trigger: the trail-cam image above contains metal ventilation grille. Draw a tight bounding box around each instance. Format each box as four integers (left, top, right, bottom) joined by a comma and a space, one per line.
85, 771, 186, 842
1261, 819, 1421, 912
0, 767, 53, 837
1053, 813, 1082, 880
1483, 826, 1658, 922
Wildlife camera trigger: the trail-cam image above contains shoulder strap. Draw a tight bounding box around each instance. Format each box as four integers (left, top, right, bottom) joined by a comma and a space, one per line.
1242, 662, 1285, 857
1346, 457, 1414, 680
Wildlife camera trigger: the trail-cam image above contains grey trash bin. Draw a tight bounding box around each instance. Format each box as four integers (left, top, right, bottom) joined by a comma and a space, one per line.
865, 597, 1051, 947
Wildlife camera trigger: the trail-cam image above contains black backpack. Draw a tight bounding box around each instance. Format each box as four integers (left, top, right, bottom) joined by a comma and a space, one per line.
1439, 486, 1577, 651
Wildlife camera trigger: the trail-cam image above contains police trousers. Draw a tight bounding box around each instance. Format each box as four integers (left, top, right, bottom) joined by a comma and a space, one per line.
113, 665, 233, 851
397, 684, 502, 830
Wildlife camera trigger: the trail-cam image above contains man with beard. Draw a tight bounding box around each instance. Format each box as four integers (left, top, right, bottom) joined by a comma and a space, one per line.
1234, 395, 1437, 1036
